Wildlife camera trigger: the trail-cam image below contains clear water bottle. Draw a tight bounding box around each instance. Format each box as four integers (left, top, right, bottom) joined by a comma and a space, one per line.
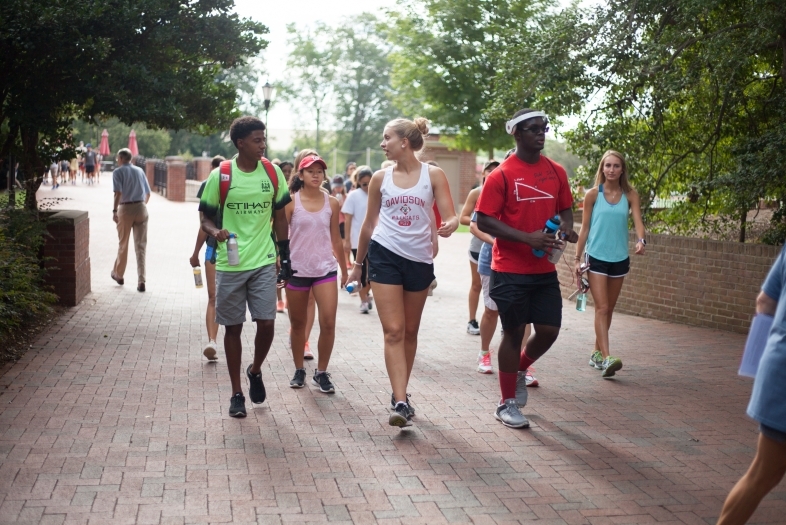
532, 215, 561, 258
548, 233, 566, 264
576, 292, 587, 312
193, 267, 203, 288
346, 281, 359, 293
226, 233, 240, 266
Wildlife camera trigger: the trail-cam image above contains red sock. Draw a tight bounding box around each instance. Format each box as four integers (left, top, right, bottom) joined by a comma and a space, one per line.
519, 350, 536, 372
499, 371, 518, 403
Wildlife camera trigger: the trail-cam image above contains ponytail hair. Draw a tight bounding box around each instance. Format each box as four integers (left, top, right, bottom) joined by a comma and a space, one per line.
386, 117, 430, 151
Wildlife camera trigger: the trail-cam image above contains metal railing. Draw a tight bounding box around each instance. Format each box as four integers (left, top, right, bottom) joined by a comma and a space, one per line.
186, 162, 197, 180
154, 160, 167, 196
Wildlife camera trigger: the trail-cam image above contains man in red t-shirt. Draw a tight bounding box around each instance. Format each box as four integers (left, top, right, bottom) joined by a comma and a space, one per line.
476, 108, 578, 429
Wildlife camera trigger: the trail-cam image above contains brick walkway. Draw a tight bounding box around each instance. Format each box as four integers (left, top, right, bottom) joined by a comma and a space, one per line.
0, 182, 784, 524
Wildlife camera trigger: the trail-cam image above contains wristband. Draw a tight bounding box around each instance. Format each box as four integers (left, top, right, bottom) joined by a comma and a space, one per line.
353, 261, 363, 267
638, 238, 647, 245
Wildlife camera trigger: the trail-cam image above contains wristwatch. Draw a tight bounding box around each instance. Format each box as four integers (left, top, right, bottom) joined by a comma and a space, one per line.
638, 238, 647, 245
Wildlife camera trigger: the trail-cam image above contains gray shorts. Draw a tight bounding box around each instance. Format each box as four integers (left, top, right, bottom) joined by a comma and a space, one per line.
215, 264, 277, 325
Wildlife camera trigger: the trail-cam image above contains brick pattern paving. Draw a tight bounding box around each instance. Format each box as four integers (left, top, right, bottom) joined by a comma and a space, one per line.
0, 183, 784, 524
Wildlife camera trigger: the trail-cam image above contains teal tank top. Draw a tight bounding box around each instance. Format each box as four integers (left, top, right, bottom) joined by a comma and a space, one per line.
585, 184, 630, 263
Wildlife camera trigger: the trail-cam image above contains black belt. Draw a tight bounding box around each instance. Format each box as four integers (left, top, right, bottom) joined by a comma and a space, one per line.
120, 201, 144, 205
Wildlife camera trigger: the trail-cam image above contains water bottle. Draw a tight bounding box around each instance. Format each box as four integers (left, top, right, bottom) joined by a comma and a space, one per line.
226, 233, 240, 266
193, 267, 203, 288
532, 215, 561, 258
548, 232, 566, 264
346, 281, 359, 293
576, 292, 587, 312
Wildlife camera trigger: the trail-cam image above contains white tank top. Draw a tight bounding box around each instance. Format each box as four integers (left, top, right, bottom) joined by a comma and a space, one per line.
371, 162, 434, 264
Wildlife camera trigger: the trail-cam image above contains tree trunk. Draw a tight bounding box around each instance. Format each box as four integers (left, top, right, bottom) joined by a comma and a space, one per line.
20, 125, 43, 212
488, 147, 493, 160
738, 206, 747, 243
315, 108, 321, 152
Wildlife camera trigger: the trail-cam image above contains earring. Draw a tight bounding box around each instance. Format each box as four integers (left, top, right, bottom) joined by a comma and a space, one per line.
401, 145, 405, 149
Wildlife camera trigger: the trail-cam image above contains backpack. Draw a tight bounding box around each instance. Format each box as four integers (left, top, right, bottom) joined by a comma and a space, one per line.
218, 157, 279, 222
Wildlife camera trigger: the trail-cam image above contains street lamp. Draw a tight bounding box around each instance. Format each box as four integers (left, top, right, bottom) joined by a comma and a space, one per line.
262, 82, 275, 129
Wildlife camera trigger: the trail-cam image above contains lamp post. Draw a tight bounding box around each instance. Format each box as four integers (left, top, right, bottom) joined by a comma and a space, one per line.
262, 82, 275, 129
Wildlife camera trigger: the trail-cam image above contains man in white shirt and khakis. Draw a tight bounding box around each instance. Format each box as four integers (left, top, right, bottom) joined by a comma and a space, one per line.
111, 148, 151, 292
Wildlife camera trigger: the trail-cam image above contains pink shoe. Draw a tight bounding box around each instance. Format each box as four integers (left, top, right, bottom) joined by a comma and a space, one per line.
477, 351, 493, 374
525, 367, 538, 387
304, 341, 314, 360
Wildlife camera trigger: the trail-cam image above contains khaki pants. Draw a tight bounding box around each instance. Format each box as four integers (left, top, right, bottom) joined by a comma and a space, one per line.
113, 202, 148, 283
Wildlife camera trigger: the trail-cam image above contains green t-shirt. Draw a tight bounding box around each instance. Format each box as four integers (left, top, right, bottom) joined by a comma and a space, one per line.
198, 159, 290, 272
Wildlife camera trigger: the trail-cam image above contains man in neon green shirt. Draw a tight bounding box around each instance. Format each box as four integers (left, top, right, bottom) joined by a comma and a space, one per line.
199, 116, 292, 417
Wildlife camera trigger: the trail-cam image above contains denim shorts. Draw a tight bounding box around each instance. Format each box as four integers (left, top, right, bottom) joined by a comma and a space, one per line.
761, 423, 786, 443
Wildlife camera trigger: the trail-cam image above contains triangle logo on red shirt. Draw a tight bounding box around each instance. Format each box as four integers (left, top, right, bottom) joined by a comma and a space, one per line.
514, 181, 554, 202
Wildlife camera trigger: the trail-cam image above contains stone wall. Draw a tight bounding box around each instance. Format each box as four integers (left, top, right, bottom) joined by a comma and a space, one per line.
43, 210, 91, 306
555, 229, 782, 333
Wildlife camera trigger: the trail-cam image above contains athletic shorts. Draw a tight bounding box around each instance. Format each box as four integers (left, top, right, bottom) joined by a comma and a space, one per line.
368, 240, 434, 292
588, 255, 630, 278
480, 274, 497, 311
339, 222, 345, 239
215, 264, 277, 325
287, 270, 338, 291
469, 250, 480, 264
85, 165, 95, 174
761, 423, 786, 443
489, 271, 562, 330
351, 249, 368, 287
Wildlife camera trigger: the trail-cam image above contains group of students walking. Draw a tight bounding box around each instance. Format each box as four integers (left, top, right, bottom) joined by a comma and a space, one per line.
187, 110, 650, 430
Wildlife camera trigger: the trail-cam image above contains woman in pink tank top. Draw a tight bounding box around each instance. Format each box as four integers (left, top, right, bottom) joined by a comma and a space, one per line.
284, 154, 348, 394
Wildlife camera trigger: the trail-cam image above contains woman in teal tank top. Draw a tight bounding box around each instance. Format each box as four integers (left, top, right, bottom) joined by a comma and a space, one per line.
574, 150, 647, 378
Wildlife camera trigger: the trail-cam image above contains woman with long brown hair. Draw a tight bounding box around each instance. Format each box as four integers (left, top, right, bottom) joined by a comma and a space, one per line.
574, 150, 646, 378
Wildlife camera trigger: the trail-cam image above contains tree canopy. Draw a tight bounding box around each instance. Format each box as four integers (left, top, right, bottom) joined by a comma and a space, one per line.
1, 0, 268, 208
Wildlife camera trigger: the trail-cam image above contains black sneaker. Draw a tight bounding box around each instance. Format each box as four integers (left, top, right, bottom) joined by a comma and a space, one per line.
389, 402, 412, 427
312, 371, 335, 393
390, 393, 415, 417
290, 368, 306, 388
229, 393, 246, 418
246, 365, 266, 404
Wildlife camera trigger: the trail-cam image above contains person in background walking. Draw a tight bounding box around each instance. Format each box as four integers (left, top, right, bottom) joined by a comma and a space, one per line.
190, 155, 226, 361
49, 161, 60, 189
343, 161, 357, 193
342, 166, 374, 313
83, 144, 97, 185
59, 159, 70, 186
279, 161, 294, 182
716, 246, 786, 525
285, 154, 347, 393
459, 160, 500, 336
330, 175, 352, 270
69, 156, 78, 185
574, 150, 646, 378
111, 148, 151, 293
348, 117, 458, 427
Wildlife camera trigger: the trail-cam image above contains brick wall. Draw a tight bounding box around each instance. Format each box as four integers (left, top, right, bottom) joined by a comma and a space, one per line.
555, 228, 782, 333
194, 157, 213, 181
145, 160, 156, 190
43, 210, 91, 306
419, 134, 479, 210
166, 159, 186, 202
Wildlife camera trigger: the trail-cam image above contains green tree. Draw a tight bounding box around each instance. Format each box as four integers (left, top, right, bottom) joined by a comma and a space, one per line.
1, 0, 267, 209
279, 24, 336, 152
388, 0, 553, 159
492, 0, 786, 242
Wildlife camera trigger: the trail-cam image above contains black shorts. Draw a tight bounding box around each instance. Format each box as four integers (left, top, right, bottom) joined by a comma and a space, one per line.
339, 222, 345, 239
351, 248, 368, 287
588, 255, 630, 278
368, 240, 434, 292
489, 271, 562, 329
85, 165, 95, 174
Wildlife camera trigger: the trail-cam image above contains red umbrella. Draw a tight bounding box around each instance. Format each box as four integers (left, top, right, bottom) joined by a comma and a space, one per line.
99, 129, 111, 156
128, 129, 139, 156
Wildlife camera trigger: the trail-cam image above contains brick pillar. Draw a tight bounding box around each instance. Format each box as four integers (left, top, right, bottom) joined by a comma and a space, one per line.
145, 159, 156, 189
194, 157, 213, 181
43, 210, 91, 307
166, 160, 186, 202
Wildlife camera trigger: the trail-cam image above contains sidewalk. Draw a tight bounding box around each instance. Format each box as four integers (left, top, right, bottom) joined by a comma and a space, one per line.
0, 181, 783, 524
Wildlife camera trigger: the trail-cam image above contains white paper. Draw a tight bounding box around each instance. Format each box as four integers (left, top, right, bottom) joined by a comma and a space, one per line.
739, 314, 774, 378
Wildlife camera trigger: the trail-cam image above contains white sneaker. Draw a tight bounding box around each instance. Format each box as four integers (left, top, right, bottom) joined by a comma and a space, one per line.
427, 279, 437, 296
359, 301, 370, 314
477, 351, 493, 374
203, 340, 218, 361
467, 320, 480, 335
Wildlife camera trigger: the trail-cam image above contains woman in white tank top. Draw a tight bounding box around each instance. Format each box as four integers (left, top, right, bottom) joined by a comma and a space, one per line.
284, 154, 348, 394
348, 117, 459, 428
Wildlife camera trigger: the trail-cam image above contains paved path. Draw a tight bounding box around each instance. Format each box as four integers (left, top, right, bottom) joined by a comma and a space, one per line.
0, 181, 784, 524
